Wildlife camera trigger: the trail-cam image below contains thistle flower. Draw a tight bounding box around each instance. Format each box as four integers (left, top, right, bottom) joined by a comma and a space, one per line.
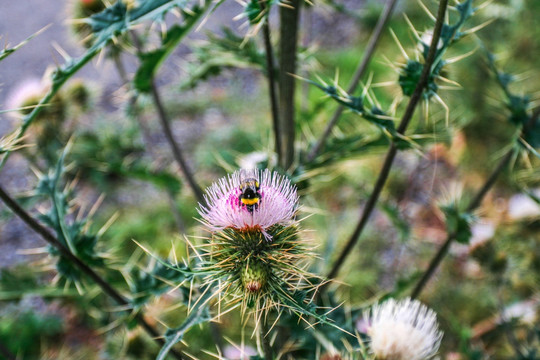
363, 298, 443, 360
196, 169, 321, 322
198, 169, 298, 240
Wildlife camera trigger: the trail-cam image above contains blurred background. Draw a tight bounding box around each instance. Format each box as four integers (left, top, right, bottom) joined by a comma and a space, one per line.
0, 0, 539, 358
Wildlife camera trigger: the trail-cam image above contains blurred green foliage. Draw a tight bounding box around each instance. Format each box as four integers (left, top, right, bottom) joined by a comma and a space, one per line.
0, 0, 539, 358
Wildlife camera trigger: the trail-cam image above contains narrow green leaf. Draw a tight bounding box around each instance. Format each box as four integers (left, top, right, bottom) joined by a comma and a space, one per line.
0, 26, 49, 62
87, 0, 189, 51
128, 0, 187, 22
130, 261, 192, 308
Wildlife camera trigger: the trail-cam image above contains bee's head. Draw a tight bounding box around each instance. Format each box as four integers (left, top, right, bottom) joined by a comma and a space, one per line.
240, 178, 260, 192
243, 187, 257, 199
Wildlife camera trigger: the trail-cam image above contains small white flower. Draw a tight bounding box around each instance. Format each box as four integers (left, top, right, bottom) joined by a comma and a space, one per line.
363, 298, 443, 360
5, 78, 46, 116
507, 191, 540, 219
198, 169, 298, 239
223, 344, 257, 360
420, 30, 443, 51
237, 151, 272, 170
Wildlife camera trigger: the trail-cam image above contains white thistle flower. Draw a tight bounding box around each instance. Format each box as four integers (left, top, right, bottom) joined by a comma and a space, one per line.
363, 298, 443, 360
198, 169, 298, 239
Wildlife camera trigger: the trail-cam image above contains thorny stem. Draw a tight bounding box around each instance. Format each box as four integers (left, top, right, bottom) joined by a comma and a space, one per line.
306, 0, 399, 163
467, 149, 514, 211
0, 340, 15, 360
260, 319, 273, 360
260, 0, 282, 164
279, 0, 301, 169
411, 107, 540, 299
0, 184, 185, 360
130, 33, 205, 205
300, 5, 312, 113
325, 0, 450, 283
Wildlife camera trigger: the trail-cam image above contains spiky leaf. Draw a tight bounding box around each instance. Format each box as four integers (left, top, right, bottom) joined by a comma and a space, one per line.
134, 2, 210, 92
442, 204, 474, 244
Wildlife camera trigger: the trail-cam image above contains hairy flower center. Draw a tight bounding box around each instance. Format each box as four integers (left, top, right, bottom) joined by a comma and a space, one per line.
370, 322, 433, 360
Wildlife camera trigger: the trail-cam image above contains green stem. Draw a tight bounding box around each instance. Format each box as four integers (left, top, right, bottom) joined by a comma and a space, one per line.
0, 184, 185, 360
149, 80, 205, 203
260, 319, 273, 360
278, 0, 302, 169
131, 33, 205, 204
260, 0, 282, 163
0, 339, 16, 360
324, 0, 450, 283
306, 0, 399, 163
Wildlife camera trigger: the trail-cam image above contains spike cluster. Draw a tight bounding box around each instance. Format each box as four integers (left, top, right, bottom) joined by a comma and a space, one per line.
393, 0, 479, 123
197, 169, 317, 319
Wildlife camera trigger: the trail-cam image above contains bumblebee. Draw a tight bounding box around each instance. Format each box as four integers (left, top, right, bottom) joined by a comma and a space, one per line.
239, 178, 261, 213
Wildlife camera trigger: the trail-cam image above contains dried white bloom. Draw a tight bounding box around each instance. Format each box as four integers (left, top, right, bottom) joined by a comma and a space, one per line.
363, 298, 443, 360
237, 151, 271, 170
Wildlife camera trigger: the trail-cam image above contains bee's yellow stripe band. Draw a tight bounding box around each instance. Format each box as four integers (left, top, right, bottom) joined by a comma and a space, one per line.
241, 198, 259, 206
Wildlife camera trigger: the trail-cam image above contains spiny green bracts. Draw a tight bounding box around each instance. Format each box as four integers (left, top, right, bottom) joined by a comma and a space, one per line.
197, 170, 324, 322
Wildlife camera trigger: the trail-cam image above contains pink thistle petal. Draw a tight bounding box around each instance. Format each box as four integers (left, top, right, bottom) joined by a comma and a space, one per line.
198, 169, 298, 237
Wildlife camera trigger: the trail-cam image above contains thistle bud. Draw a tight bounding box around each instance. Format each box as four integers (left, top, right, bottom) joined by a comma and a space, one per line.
68, 0, 106, 48
66, 79, 91, 110
79, 0, 105, 13
242, 261, 268, 293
